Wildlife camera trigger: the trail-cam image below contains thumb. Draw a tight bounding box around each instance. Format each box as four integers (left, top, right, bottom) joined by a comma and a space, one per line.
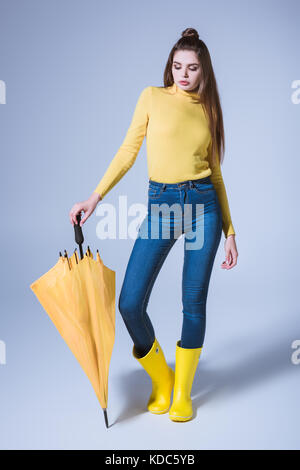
80, 211, 90, 226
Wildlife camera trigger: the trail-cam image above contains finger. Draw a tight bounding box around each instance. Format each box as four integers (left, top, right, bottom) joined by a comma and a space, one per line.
224, 256, 229, 266
227, 255, 237, 269
227, 252, 232, 265
231, 254, 238, 267
80, 212, 90, 226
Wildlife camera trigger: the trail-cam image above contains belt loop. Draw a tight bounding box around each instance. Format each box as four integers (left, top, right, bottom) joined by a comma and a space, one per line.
162, 184, 166, 191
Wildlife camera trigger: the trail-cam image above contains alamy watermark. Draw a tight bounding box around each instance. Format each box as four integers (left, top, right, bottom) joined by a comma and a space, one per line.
0, 80, 6, 104
291, 80, 300, 104
0, 340, 6, 365
94, 196, 206, 250
291, 339, 300, 365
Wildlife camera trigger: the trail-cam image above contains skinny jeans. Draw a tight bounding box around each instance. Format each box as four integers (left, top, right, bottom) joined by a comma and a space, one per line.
118, 176, 222, 356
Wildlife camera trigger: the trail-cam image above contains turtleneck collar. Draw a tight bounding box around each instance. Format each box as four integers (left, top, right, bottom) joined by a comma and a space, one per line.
168, 82, 199, 98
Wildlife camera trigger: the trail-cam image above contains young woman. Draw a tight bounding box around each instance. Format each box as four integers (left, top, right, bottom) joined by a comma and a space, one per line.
69, 27, 238, 422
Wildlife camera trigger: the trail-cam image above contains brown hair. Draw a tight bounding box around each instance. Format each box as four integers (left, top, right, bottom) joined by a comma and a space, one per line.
163, 27, 225, 167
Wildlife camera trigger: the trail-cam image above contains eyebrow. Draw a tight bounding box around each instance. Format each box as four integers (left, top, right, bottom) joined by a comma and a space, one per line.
173, 61, 200, 66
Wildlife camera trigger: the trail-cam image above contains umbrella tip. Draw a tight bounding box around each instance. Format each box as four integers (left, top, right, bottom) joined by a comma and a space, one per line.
103, 408, 109, 428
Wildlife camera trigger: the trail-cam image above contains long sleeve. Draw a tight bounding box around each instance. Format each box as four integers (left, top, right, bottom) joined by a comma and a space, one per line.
94, 86, 151, 199
208, 141, 236, 238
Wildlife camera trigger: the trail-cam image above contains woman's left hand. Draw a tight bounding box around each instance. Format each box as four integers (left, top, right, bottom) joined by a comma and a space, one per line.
221, 235, 238, 270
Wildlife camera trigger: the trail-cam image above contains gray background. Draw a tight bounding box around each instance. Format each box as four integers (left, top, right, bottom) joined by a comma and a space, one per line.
0, 0, 299, 450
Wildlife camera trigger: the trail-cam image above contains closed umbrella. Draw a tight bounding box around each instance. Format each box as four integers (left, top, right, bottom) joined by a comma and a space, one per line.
30, 214, 116, 428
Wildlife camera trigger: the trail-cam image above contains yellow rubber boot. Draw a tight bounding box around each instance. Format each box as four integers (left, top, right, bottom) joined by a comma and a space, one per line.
169, 340, 202, 422
132, 338, 175, 414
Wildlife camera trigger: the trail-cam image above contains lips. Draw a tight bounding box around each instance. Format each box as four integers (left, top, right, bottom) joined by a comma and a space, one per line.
179, 81, 189, 85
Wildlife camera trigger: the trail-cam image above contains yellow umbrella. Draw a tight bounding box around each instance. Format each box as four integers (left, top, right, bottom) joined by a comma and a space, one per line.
30, 214, 116, 428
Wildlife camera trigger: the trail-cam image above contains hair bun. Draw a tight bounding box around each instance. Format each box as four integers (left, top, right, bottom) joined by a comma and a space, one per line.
181, 28, 199, 40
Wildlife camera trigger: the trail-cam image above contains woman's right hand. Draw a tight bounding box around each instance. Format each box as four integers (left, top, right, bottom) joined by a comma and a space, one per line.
69, 192, 102, 227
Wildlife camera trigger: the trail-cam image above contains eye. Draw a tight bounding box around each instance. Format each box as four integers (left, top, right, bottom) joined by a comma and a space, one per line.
173, 65, 198, 71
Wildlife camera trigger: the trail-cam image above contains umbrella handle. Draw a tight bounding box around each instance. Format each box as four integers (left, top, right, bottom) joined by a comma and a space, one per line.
74, 213, 84, 260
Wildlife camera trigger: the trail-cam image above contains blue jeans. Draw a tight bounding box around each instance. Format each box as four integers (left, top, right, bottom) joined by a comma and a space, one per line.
118, 176, 222, 355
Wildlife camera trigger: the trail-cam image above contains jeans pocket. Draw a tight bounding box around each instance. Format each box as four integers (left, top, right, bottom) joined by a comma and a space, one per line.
192, 182, 215, 194
148, 185, 163, 199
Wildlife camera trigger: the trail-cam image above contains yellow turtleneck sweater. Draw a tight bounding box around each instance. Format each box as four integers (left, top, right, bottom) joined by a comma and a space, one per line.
94, 82, 235, 238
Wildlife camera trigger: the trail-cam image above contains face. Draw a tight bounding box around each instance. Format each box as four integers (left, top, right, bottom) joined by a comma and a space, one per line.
172, 50, 201, 92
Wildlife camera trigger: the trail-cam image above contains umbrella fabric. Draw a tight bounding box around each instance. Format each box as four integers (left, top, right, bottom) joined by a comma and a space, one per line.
30, 249, 115, 412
